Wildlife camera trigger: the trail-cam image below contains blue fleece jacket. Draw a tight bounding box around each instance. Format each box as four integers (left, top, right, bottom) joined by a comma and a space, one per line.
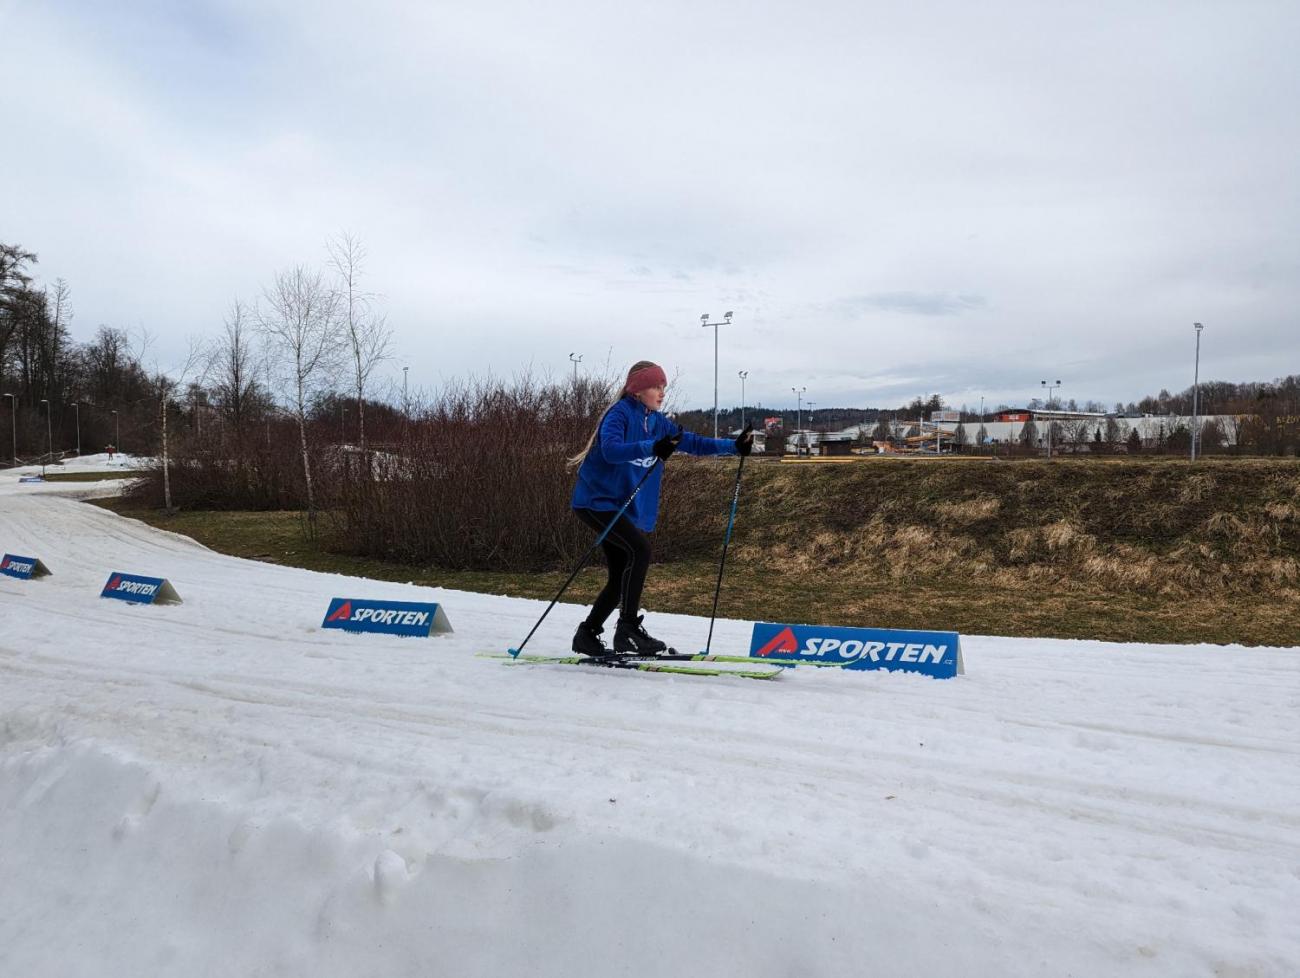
571, 395, 736, 531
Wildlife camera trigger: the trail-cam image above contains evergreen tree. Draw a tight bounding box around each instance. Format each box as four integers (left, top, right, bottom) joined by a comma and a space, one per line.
1105, 417, 1122, 452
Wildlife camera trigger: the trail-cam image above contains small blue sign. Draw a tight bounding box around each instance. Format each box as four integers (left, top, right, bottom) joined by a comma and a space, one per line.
750, 622, 964, 679
101, 571, 182, 605
18, 476, 44, 484
1, 554, 50, 580
321, 597, 453, 638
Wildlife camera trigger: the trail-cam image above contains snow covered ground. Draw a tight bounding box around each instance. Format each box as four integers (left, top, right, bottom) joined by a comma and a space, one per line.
2, 465, 1298, 977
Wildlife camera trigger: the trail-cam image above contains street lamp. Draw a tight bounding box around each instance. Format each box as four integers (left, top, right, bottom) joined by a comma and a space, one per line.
806, 402, 816, 455
39, 397, 51, 477
403, 366, 409, 419
791, 386, 806, 455
73, 401, 82, 456
738, 370, 748, 429
700, 311, 734, 438
110, 409, 119, 454
569, 352, 583, 386
1041, 380, 1061, 459
1191, 322, 1204, 461
2, 393, 14, 466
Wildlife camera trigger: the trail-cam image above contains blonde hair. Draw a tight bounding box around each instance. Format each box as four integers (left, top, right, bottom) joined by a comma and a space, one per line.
567, 360, 659, 468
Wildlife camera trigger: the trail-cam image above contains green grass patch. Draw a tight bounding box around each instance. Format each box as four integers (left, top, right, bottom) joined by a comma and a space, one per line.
91, 498, 1299, 647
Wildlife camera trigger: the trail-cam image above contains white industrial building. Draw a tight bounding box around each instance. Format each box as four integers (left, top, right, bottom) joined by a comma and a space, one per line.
830, 411, 1242, 452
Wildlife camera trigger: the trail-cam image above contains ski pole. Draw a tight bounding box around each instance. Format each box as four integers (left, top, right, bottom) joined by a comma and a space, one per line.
509, 459, 661, 658
701, 443, 748, 655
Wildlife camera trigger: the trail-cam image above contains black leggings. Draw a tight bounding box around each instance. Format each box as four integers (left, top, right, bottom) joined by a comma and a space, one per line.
574, 508, 652, 628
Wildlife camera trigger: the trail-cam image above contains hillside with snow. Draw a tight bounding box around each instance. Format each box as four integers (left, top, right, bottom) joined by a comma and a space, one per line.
2, 460, 1298, 977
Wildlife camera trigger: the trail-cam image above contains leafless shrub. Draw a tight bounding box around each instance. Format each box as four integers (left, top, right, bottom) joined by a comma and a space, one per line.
328, 372, 730, 571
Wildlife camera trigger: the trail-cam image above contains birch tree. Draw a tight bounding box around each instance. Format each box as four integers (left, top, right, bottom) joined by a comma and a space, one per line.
258, 266, 340, 531
141, 330, 205, 512
326, 233, 392, 458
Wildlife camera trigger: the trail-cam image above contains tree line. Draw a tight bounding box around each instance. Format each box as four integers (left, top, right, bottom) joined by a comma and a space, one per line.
6, 233, 1298, 480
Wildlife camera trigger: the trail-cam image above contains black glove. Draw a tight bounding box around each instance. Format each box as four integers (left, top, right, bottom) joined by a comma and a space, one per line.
653, 432, 682, 461
735, 422, 754, 457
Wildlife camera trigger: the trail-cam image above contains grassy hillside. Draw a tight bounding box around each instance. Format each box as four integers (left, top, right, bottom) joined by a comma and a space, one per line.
96, 457, 1300, 646
723, 457, 1300, 593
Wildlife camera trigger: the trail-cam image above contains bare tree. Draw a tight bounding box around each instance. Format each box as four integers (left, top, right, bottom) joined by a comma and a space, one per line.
0, 244, 38, 392
258, 266, 340, 531
212, 299, 258, 436
139, 329, 206, 512
326, 233, 392, 456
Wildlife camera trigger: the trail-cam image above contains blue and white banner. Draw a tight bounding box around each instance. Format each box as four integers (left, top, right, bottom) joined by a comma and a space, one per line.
750, 622, 963, 679
100, 572, 183, 605
1, 554, 51, 580
18, 475, 44, 484
321, 598, 453, 638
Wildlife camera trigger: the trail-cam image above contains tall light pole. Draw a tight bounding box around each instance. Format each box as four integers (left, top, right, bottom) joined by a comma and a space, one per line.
403, 366, 409, 419
569, 352, 583, 386
1041, 380, 1061, 458
738, 370, 748, 429
700, 311, 734, 438
2, 393, 14, 466
73, 401, 82, 456
39, 397, 51, 477
806, 401, 816, 455
111, 409, 119, 454
1191, 322, 1204, 461
791, 386, 806, 455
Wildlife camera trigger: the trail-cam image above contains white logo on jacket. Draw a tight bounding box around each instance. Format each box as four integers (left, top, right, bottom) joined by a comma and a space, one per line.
629, 456, 657, 468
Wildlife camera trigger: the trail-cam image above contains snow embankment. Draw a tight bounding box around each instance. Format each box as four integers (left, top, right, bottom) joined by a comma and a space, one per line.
2, 486, 1299, 977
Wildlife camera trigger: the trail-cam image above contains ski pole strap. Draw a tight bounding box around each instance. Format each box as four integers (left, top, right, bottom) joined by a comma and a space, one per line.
509, 458, 661, 657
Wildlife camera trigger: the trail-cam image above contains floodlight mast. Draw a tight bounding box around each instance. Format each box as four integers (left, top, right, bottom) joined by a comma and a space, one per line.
791, 386, 806, 455
1191, 323, 1204, 461
1041, 380, 1061, 458
700, 311, 734, 438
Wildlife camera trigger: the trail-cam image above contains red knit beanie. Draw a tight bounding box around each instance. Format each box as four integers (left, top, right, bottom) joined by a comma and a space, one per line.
625, 363, 667, 395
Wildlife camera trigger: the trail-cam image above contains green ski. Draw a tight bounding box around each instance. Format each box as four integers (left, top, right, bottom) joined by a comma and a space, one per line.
477, 651, 783, 681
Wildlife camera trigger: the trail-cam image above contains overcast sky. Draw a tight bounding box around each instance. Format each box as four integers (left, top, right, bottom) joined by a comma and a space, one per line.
4, 0, 1297, 412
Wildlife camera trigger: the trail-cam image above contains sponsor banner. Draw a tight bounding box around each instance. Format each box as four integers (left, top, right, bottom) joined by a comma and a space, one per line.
750, 622, 963, 679
100, 571, 183, 605
321, 597, 453, 638
1, 553, 52, 580
18, 476, 45, 484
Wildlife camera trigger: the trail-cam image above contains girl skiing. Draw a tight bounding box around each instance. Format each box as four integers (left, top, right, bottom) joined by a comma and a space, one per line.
568, 360, 753, 656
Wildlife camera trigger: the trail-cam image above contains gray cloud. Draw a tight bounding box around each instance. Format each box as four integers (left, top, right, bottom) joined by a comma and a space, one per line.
837, 293, 987, 318
2, 0, 1297, 412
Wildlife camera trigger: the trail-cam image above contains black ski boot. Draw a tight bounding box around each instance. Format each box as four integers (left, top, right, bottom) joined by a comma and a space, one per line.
572, 621, 613, 657
613, 614, 668, 655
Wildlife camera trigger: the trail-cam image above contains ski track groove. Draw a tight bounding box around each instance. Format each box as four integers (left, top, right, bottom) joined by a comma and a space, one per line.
6, 645, 1298, 863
